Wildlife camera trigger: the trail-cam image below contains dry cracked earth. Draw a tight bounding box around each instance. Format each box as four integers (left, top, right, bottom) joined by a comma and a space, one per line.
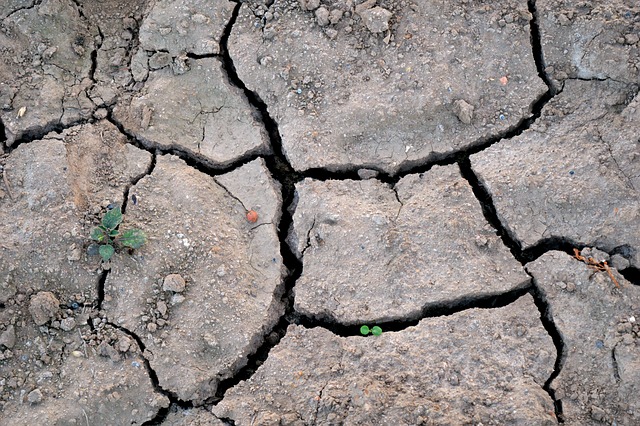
0, 0, 639, 425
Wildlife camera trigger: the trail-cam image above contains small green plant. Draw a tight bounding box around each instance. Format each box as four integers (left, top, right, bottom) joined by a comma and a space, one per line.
360, 325, 383, 336
90, 206, 146, 262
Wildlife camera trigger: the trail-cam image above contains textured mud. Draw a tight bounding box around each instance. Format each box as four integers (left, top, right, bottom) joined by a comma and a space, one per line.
0, 0, 639, 425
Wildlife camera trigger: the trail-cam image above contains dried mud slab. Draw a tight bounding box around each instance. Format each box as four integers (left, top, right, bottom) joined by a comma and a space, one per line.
139, 0, 234, 56
288, 164, 529, 324
162, 406, 225, 425
0, 0, 98, 146
113, 57, 269, 167
471, 80, 640, 267
75, 0, 151, 108
0, 120, 151, 303
214, 295, 556, 425
103, 156, 285, 402
230, 0, 546, 173
538, 0, 640, 88
0, 324, 169, 425
527, 251, 640, 425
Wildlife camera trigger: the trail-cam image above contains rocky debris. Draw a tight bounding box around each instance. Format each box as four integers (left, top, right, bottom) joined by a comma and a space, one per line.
139, 0, 234, 56
103, 155, 285, 402
214, 294, 556, 424
230, 0, 545, 173
288, 164, 530, 324
0, 120, 152, 301
113, 57, 270, 167
471, 80, 640, 267
162, 406, 226, 425
527, 251, 640, 425
538, 0, 640, 88
28, 292, 59, 326
0, 0, 99, 146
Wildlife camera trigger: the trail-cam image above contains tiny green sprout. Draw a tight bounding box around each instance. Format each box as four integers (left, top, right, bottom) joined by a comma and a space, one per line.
90, 206, 146, 262
360, 325, 382, 336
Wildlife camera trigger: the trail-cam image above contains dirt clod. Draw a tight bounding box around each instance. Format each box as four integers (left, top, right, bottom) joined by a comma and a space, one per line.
28, 292, 60, 326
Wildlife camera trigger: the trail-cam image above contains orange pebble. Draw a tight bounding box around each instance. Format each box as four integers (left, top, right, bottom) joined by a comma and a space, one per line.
499, 76, 508, 85
246, 210, 259, 223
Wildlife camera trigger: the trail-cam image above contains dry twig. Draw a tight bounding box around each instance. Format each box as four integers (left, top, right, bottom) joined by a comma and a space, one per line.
573, 248, 621, 288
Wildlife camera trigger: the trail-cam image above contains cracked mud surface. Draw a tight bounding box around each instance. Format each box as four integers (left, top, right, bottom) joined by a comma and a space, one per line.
0, 0, 638, 425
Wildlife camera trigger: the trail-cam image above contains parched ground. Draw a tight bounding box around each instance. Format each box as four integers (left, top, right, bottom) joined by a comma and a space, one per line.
0, 0, 639, 425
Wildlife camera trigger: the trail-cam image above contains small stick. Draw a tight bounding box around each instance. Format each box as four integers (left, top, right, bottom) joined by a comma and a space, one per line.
2, 169, 14, 201
602, 262, 621, 289
573, 248, 621, 288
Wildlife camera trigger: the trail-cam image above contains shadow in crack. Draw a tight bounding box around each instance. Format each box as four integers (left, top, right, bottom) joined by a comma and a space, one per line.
292, 284, 533, 337
619, 266, 640, 286
529, 280, 566, 423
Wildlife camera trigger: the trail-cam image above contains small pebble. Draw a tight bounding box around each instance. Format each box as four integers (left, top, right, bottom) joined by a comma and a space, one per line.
27, 389, 43, 404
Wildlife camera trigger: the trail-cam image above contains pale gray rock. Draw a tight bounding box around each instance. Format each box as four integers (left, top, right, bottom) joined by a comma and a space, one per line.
103, 155, 285, 402
527, 251, 640, 426
471, 80, 640, 267
359, 6, 392, 34
113, 58, 270, 167
230, 0, 545, 173
289, 164, 530, 324
214, 295, 556, 425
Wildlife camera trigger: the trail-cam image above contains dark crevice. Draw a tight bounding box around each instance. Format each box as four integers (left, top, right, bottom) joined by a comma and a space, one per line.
210, 3, 304, 408
528, 0, 554, 90
88, 26, 104, 84
459, 159, 524, 261
106, 111, 266, 177
529, 280, 566, 423
106, 322, 194, 425
611, 346, 622, 383
95, 269, 108, 311
292, 284, 532, 337
4, 118, 95, 154
185, 52, 222, 60
619, 266, 640, 286
0, 117, 6, 150
4, 0, 41, 19
121, 152, 157, 214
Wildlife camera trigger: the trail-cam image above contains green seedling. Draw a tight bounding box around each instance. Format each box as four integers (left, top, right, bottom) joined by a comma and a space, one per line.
90, 207, 146, 262
360, 325, 383, 336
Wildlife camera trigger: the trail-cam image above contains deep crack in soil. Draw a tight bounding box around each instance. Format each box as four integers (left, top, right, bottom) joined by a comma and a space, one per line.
7, 0, 637, 423
124, 0, 573, 421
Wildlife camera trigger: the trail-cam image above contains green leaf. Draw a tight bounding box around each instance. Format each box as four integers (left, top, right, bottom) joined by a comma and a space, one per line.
360, 325, 370, 335
102, 207, 123, 230
99, 244, 115, 262
119, 229, 146, 249
90, 227, 106, 242
109, 229, 119, 237
371, 326, 383, 336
